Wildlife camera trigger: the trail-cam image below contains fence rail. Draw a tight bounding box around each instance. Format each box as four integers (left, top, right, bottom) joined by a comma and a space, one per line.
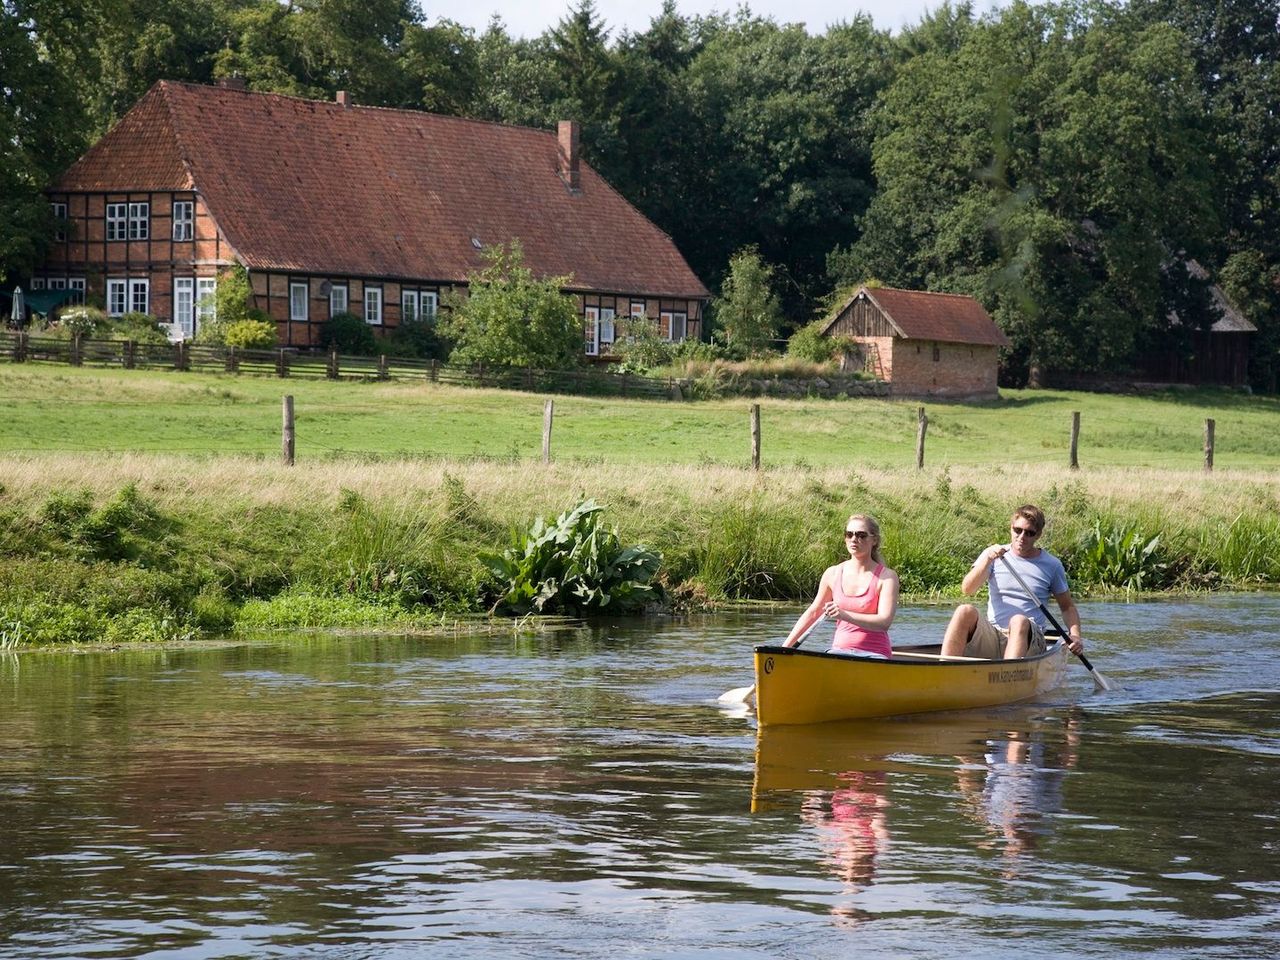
0, 331, 678, 400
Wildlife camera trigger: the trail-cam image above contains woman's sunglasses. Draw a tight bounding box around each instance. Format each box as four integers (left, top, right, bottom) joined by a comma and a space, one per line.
844, 530, 872, 541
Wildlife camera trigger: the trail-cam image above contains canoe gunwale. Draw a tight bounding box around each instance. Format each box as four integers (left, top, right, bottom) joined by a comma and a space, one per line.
753, 638, 1066, 668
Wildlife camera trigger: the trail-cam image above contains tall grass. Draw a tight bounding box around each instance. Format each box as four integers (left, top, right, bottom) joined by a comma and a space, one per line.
2, 454, 1279, 643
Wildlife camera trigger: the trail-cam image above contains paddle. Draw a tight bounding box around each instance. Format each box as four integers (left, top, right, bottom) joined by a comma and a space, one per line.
717, 614, 827, 705
997, 553, 1112, 691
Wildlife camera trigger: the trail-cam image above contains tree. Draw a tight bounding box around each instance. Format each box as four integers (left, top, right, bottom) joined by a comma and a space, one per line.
441, 241, 583, 369
713, 247, 783, 355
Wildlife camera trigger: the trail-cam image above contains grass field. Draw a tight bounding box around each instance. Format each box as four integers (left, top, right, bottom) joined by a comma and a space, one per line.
2, 364, 1279, 469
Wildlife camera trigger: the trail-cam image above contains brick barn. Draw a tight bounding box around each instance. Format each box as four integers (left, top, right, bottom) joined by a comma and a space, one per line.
35, 80, 709, 355
821, 286, 1010, 399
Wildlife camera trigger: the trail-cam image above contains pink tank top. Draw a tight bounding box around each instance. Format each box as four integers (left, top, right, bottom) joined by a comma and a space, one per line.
830, 562, 893, 658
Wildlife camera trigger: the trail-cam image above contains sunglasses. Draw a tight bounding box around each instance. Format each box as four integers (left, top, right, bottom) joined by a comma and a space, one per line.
844, 530, 872, 541
1011, 525, 1040, 538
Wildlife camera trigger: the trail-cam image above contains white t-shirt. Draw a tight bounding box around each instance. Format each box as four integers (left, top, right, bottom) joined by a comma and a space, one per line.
986, 549, 1068, 628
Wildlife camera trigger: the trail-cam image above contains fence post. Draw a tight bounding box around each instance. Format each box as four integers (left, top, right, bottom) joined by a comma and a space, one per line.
70, 334, 82, 367
542, 398, 554, 464
916, 406, 928, 470
377, 353, 389, 381
430, 358, 439, 383
276, 348, 289, 378
327, 348, 339, 380
225, 345, 238, 374
14, 331, 27, 363
1204, 418, 1215, 472
282, 395, 295, 466
750, 403, 761, 471
124, 339, 136, 370
621, 371, 629, 397
1069, 411, 1081, 470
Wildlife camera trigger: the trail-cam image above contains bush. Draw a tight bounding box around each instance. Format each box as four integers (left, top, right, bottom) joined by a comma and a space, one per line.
106, 312, 170, 344
787, 319, 839, 363
57, 306, 106, 337
483, 500, 662, 615
613, 317, 674, 373
222, 319, 277, 349
382, 318, 448, 359
320, 311, 377, 355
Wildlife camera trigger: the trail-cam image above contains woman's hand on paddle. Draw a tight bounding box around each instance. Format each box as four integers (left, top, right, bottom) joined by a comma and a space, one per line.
822, 600, 844, 622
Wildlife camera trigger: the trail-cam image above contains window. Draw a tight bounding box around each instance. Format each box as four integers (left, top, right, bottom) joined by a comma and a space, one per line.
107, 203, 148, 240
172, 202, 193, 241
660, 310, 687, 342
48, 278, 66, 290
290, 282, 309, 322
107, 204, 127, 241
174, 278, 195, 339
584, 306, 599, 356
599, 307, 616, 351
932, 344, 941, 362
51, 202, 67, 241
402, 289, 438, 324
329, 283, 348, 317
128, 202, 149, 240
197, 277, 217, 330
364, 286, 383, 325
129, 279, 149, 314
106, 279, 127, 316
68, 278, 85, 306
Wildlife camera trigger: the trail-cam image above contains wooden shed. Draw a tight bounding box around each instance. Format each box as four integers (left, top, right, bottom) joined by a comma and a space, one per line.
822, 286, 1010, 399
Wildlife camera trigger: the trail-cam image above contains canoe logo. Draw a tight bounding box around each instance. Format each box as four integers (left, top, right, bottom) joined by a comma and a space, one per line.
763, 657, 775, 675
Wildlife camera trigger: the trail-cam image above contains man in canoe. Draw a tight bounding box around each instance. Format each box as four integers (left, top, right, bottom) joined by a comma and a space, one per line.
782, 513, 900, 657
941, 504, 1084, 661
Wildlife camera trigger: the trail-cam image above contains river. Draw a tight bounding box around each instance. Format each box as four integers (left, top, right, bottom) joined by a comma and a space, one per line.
1, 595, 1278, 958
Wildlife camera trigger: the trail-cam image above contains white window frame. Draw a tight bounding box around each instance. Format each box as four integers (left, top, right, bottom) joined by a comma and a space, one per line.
127, 202, 149, 240
106, 204, 127, 241
196, 277, 217, 330
660, 310, 688, 342
599, 307, 616, 351
68, 278, 85, 305
290, 281, 309, 322
330, 283, 348, 317
51, 202, 67, 241
584, 306, 599, 356
48, 277, 66, 290
30, 277, 46, 290
364, 286, 383, 325
107, 279, 127, 316
402, 289, 419, 324
172, 201, 194, 241
128, 279, 149, 315
174, 277, 195, 339
422, 291, 438, 321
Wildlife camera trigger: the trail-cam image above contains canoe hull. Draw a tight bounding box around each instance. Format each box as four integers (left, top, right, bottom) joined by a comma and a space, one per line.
753, 642, 1069, 726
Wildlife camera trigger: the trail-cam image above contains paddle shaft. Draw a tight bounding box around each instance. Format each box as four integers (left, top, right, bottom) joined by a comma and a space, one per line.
718, 614, 828, 703
996, 553, 1102, 675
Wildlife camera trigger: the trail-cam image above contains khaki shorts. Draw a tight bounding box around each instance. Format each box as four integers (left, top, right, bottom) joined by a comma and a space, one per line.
966, 618, 1047, 660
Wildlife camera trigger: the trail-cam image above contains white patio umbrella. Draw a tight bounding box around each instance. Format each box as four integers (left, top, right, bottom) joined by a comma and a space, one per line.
9, 286, 23, 325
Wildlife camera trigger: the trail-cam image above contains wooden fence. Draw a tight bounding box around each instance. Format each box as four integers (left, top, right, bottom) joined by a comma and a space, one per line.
0, 331, 678, 400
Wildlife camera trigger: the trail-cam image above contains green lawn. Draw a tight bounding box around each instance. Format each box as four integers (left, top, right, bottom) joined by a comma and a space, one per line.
2, 364, 1277, 470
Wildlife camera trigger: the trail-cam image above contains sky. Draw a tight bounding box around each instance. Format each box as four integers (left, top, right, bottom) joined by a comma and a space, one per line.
422, 1, 1009, 39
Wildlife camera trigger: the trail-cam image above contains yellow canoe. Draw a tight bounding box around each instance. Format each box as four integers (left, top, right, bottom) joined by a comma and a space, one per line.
752, 640, 1069, 726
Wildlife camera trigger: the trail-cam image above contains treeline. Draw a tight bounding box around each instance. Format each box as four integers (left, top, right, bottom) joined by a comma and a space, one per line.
2, 0, 1278, 387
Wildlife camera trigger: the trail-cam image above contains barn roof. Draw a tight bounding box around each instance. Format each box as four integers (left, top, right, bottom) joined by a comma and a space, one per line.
825, 286, 1011, 347
52, 81, 709, 299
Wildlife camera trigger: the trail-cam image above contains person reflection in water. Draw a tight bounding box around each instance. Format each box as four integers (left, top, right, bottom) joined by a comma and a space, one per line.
800, 770, 890, 927
956, 716, 1081, 874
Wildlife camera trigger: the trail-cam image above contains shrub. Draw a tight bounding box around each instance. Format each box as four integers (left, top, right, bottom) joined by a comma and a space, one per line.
382, 318, 448, 359
222, 319, 277, 349
57, 306, 106, 337
320, 311, 377, 355
106, 312, 170, 344
483, 499, 662, 614
787, 319, 839, 363
1067, 518, 1171, 592
613, 317, 674, 373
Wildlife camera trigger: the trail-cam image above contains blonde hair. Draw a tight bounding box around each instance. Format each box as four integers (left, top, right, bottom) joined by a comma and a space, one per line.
847, 513, 884, 564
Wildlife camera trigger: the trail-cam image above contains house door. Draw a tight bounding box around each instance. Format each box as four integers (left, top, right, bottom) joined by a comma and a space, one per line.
173, 278, 195, 339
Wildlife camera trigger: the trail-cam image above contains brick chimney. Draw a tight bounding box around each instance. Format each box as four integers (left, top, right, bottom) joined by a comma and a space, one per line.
557, 120, 580, 192
336, 90, 353, 108
218, 76, 246, 91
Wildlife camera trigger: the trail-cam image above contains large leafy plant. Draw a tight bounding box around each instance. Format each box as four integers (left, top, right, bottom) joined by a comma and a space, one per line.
484, 500, 661, 615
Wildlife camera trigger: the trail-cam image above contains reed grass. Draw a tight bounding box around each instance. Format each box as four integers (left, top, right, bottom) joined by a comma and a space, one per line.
2, 451, 1279, 644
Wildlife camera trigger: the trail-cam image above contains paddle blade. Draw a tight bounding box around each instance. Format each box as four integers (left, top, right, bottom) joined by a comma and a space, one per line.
718, 684, 755, 704
1087, 666, 1114, 692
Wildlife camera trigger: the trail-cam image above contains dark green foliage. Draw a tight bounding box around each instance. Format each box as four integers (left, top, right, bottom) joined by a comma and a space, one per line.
37, 484, 169, 564
1066, 519, 1172, 592
483, 500, 662, 614
382, 318, 449, 360
320, 312, 378, 355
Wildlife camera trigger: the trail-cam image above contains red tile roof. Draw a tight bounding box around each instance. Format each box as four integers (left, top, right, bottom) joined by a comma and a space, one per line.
54, 81, 709, 299
830, 285, 1011, 347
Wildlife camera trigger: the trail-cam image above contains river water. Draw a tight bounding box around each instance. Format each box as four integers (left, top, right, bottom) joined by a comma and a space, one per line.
1, 596, 1278, 958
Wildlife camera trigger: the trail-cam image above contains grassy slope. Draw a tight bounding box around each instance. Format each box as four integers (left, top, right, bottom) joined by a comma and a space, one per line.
3, 364, 1280, 468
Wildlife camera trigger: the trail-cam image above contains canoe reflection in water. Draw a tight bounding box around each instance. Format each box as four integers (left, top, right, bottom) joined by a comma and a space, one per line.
753, 708, 1083, 922
956, 713, 1081, 873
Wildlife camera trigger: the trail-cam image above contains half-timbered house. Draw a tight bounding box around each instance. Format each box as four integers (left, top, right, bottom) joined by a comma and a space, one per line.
35, 80, 709, 355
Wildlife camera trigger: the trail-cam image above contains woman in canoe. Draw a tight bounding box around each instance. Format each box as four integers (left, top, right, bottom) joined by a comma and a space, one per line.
783, 514, 900, 658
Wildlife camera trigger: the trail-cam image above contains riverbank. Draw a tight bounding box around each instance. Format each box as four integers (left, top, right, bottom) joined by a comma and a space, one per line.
3, 454, 1278, 645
